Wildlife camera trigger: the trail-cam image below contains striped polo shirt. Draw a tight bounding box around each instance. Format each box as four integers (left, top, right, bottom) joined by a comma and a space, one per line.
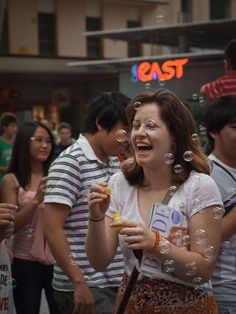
44, 134, 124, 291
205, 70, 236, 100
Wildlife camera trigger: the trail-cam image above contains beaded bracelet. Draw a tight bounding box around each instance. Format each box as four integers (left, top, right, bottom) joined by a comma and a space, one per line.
88, 215, 105, 222
146, 230, 160, 253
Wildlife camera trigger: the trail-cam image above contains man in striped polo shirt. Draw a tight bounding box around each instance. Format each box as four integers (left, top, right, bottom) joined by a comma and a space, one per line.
44, 91, 130, 314
200, 39, 236, 100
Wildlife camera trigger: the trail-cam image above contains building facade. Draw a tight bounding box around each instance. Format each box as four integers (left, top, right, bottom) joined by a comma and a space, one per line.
0, 0, 235, 134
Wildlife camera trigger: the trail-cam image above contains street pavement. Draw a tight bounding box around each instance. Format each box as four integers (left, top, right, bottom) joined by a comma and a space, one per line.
40, 290, 49, 314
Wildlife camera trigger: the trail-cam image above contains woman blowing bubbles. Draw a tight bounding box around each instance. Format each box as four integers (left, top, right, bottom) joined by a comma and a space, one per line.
86, 90, 223, 313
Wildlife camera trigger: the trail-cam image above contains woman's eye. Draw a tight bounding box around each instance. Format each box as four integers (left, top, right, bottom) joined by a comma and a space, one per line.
132, 124, 140, 130
145, 123, 157, 131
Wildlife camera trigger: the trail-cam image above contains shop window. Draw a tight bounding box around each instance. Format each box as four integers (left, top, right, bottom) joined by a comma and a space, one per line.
38, 12, 56, 56
0, 10, 8, 55
86, 17, 102, 59
210, 0, 230, 20
127, 20, 141, 57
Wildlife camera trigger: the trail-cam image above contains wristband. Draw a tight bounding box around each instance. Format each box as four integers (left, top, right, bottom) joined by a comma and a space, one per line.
146, 231, 160, 253
88, 215, 105, 222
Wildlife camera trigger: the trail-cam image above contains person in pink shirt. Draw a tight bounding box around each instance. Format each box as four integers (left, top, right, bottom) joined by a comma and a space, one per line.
200, 39, 236, 100
1, 121, 60, 314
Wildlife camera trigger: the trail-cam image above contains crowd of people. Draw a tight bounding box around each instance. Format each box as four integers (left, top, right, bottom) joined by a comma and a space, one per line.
0, 39, 236, 314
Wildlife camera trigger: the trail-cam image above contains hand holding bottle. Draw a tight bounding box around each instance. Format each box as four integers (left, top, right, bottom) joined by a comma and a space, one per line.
88, 181, 111, 221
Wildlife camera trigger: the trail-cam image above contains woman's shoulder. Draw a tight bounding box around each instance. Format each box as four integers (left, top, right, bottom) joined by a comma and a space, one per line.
109, 171, 132, 191
183, 171, 221, 197
1, 173, 19, 188
187, 171, 215, 186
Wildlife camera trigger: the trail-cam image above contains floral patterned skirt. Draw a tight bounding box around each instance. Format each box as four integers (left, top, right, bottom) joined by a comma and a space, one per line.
113, 273, 218, 314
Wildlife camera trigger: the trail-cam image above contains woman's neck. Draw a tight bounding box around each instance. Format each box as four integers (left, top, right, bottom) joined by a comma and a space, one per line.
142, 167, 172, 191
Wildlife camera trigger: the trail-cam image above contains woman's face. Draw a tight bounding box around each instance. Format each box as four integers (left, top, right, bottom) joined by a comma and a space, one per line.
29, 127, 52, 163
130, 103, 174, 169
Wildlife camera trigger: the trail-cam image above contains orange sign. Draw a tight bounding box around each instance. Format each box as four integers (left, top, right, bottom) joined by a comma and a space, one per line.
131, 58, 189, 82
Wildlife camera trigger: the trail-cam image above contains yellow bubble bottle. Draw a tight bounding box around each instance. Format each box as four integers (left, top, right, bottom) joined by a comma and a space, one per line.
113, 211, 123, 233
104, 186, 111, 196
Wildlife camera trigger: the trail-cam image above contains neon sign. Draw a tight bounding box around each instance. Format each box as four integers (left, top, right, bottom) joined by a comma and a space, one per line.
131, 58, 189, 83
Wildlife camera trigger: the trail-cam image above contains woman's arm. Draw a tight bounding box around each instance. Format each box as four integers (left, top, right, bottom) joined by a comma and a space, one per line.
85, 182, 119, 271
115, 205, 221, 283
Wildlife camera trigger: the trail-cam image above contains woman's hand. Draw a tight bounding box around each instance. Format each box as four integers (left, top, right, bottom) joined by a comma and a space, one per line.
111, 220, 155, 251
88, 182, 111, 220
34, 176, 47, 204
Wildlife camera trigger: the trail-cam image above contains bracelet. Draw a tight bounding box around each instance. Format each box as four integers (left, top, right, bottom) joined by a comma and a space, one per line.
146, 231, 160, 253
88, 215, 105, 222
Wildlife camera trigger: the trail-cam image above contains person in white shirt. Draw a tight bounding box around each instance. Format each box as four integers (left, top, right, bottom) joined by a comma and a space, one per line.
86, 89, 223, 314
205, 96, 236, 313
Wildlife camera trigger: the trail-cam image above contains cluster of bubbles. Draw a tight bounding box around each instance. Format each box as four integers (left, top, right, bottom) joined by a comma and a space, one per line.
158, 190, 227, 289
164, 148, 194, 174
144, 78, 166, 90
192, 93, 206, 106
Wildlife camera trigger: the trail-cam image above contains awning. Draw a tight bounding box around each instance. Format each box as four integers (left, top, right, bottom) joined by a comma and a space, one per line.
83, 18, 236, 50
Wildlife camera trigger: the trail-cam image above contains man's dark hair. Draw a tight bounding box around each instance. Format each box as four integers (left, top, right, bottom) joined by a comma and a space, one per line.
205, 96, 236, 150
0, 112, 17, 133
83, 91, 130, 134
58, 122, 72, 133
224, 39, 236, 70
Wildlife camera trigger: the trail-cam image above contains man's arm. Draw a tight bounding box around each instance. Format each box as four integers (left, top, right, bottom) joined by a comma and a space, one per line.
44, 203, 94, 314
200, 84, 207, 95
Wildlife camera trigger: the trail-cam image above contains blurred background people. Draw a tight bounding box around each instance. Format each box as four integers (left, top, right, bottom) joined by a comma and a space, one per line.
205, 96, 236, 313
54, 122, 75, 159
0, 113, 18, 183
1, 121, 60, 314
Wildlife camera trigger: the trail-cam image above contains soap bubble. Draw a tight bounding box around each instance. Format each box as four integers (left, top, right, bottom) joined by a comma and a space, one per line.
203, 245, 216, 262
194, 229, 208, 245
199, 96, 205, 105
156, 14, 164, 24
145, 82, 151, 89
134, 101, 141, 110
162, 259, 175, 273
174, 164, 183, 174
191, 133, 198, 141
164, 152, 174, 164
169, 185, 177, 196
220, 241, 231, 255
207, 158, 213, 173
185, 261, 197, 276
7, 278, 17, 290
212, 206, 223, 220
192, 276, 204, 289
115, 129, 128, 143
159, 78, 166, 87
170, 230, 183, 246
191, 198, 201, 209
159, 238, 171, 254
192, 93, 198, 101
25, 227, 34, 239
183, 150, 193, 162
68, 253, 77, 266
181, 234, 191, 247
